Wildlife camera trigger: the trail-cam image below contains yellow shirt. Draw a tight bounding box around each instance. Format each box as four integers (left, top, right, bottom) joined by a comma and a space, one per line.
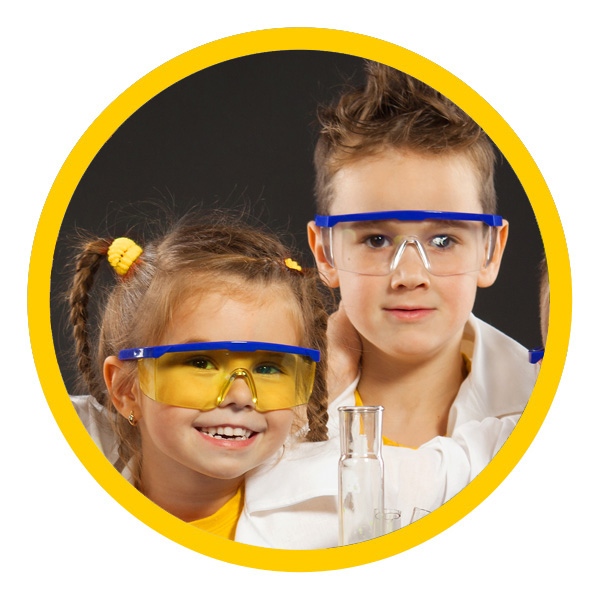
188, 485, 244, 540
354, 389, 407, 447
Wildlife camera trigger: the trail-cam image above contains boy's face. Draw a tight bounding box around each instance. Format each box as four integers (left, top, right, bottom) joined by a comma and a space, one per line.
308, 150, 508, 362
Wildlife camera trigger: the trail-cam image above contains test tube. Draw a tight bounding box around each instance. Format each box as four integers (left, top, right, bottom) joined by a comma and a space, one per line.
338, 405, 385, 546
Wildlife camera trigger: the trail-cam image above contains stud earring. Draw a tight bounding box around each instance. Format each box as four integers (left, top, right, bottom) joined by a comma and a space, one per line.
128, 411, 137, 426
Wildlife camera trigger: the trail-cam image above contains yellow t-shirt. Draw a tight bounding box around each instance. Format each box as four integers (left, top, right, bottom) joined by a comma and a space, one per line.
188, 485, 244, 540
354, 389, 407, 447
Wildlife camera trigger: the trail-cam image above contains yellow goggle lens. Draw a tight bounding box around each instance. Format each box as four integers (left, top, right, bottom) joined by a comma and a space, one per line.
137, 348, 316, 412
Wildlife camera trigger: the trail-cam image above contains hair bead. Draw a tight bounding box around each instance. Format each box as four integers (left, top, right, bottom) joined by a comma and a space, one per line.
284, 258, 302, 273
107, 237, 143, 276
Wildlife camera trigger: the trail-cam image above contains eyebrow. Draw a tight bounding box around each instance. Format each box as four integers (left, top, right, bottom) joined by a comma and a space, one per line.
257, 352, 288, 360
345, 219, 475, 231
344, 220, 398, 231
173, 338, 210, 346
427, 219, 474, 230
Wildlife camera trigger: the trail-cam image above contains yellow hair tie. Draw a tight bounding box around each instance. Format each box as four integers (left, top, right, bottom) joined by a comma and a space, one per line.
284, 258, 302, 272
107, 237, 143, 276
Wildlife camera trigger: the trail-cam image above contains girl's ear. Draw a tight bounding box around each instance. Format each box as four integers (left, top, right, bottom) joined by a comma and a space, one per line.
307, 221, 340, 288
478, 220, 509, 288
104, 356, 141, 420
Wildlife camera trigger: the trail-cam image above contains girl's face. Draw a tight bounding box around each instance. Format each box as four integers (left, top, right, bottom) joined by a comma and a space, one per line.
134, 283, 302, 488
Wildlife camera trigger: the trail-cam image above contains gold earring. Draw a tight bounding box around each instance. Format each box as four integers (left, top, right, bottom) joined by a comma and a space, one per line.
128, 411, 137, 426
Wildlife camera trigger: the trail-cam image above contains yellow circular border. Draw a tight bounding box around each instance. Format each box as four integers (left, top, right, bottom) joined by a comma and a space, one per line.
28, 28, 571, 571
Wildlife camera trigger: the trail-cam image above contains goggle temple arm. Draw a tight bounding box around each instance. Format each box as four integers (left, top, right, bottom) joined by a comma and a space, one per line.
528, 347, 545, 363
482, 226, 499, 270
320, 226, 336, 269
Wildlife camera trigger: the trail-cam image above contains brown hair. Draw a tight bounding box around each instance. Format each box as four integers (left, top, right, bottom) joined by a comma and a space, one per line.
314, 61, 497, 214
539, 254, 549, 346
68, 211, 329, 478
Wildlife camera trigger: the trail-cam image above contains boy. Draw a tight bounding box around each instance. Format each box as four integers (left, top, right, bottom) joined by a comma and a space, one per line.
308, 61, 535, 447
236, 62, 538, 549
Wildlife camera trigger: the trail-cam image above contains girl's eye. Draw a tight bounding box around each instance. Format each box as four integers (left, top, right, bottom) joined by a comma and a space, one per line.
254, 363, 283, 376
364, 235, 391, 249
188, 357, 217, 370
430, 235, 456, 250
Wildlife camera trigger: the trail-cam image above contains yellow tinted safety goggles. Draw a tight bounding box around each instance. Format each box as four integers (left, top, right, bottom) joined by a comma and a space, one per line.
119, 341, 319, 412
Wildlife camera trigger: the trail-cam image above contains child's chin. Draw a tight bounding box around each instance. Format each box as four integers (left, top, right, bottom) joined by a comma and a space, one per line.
209, 468, 251, 481
200, 461, 256, 481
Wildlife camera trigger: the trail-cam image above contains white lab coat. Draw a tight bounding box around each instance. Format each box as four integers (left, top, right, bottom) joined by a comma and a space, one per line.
235, 315, 538, 548
71, 315, 538, 549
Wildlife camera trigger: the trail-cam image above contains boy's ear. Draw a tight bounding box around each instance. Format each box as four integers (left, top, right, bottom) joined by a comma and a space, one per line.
104, 356, 141, 420
307, 221, 340, 288
478, 220, 509, 288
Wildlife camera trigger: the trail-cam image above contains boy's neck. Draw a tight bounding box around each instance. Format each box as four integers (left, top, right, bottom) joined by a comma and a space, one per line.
139, 454, 243, 522
357, 334, 468, 448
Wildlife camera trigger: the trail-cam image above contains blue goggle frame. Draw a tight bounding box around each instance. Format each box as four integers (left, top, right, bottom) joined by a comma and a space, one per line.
314, 210, 503, 228
528, 346, 545, 363
119, 340, 320, 363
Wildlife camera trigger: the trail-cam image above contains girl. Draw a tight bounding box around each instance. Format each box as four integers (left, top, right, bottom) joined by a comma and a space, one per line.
68, 212, 329, 540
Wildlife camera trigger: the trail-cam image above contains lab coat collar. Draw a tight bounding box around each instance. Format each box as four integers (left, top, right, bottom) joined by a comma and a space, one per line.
244, 377, 360, 514
313, 315, 533, 439
244, 436, 340, 513
449, 315, 532, 431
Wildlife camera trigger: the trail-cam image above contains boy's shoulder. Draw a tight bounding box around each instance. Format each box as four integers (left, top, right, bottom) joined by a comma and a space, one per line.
467, 314, 531, 366
453, 315, 538, 427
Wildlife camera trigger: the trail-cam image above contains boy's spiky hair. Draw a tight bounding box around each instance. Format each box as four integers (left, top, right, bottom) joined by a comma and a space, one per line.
314, 61, 497, 214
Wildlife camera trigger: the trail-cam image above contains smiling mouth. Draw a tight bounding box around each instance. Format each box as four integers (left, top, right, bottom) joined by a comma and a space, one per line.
196, 426, 256, 441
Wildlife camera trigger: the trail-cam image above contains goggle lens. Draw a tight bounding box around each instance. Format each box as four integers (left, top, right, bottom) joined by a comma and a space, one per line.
134, 346, 317, 412
318, 212, 501, 277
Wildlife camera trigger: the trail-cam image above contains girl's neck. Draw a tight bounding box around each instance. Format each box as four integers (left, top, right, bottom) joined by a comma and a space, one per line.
357, 336, 468, 448
139, 454, 243, 522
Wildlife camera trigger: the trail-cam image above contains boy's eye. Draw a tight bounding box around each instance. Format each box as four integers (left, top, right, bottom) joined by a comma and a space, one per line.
254, 363, 284, 376
364, 235, 391, 249
188, 356, 218, 370
430, 235, 455, 250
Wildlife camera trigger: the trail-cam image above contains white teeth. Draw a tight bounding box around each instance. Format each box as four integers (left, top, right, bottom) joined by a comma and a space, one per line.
198, 426, 254, 440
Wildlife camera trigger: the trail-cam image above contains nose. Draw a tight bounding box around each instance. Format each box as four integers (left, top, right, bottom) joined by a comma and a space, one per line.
389, 239, 431, 289
217, 369, 258, 410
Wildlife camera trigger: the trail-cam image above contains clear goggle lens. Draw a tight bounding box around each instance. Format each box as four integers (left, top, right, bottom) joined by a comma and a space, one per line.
322, 218, 499, 277
119, 342, 318, 412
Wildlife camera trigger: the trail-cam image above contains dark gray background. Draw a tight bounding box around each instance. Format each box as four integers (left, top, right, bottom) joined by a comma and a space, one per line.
50, 50, 545, 392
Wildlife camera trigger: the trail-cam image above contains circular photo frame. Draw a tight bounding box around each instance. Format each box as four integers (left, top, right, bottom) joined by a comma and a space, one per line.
28, 27, 570, 571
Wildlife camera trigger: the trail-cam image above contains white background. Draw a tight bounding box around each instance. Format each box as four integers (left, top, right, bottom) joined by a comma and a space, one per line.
5, 1, 596, 597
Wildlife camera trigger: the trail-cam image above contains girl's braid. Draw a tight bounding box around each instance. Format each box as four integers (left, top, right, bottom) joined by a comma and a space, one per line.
69, 238, 111, 403
303, 272, 330, 442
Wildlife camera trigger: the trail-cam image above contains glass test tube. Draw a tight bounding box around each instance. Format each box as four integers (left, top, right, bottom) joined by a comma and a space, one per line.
338, 405, 385, 546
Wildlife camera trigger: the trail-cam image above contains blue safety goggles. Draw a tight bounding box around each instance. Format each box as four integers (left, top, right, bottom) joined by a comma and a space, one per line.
315, 210, 503, 277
